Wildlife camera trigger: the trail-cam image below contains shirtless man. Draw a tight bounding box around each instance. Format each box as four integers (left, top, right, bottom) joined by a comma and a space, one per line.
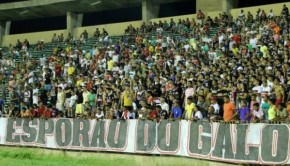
273, 78, 284, 107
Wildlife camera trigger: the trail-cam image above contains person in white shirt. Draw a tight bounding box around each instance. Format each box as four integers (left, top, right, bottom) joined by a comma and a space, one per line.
251, 103, 264, 121
184, 42, 190, 52
32, 85, 39, 105
159, 97, 169, 113
112, 53, 119, 63
95, 108, 104, 120
210, 97, 220, 115
249, 35, 258, 48
218, 33, 224, 45
39, 54, 47, 67
208, 48, 217, 63
267, 9, 274, 19
193, 109, 203, 120
68, 91, 77, 117
252, 79, 262, 102
238, 9, 245, 21
28, 70, 34, 84
56, 87, 65, 112
260, 80, 271, 104
23, 87, 31, 104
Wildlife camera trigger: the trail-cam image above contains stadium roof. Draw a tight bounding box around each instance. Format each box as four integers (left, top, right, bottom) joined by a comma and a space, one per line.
0, 0, 186, 21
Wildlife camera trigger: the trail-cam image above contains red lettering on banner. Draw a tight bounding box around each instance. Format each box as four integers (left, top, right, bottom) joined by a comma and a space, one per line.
106, 120, 129, 152
272, 131, 278, 157
166, 124, 171, 146
144, 124, 148, 146
114, 122, 121, 144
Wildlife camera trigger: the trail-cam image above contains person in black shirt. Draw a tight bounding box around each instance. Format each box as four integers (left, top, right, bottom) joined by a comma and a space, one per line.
75, 86, 84, 117
282, 4, 289, 17
39, 84, 48, 105
156, 105, 168, 120
44, 68, 52, 91
64, 83, 72, 108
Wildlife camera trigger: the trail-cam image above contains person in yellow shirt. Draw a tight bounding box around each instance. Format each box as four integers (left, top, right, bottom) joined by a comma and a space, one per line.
82, 87, 90, 104
231, 44, 239, 55
260, 43, 269, 58
76, 76, 83, 87
183, 96, 197, 120
68, 64, 75, 76
121, 85, 134, 111
268, 98, 277, 121
107, 57, 114, 71
148, 45, 154, 53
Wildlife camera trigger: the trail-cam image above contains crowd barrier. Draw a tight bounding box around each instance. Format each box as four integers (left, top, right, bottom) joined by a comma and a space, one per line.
0, 118, 289, 165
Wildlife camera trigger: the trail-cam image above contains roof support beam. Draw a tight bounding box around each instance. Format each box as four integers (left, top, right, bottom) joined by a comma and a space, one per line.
196, 0, 238, 13
142, 0, 160, 24
67, 11, 83, 37
0, 21, 10, 46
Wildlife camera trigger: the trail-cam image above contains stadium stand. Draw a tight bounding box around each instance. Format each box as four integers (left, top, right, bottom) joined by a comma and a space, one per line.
0, 1, 289, 124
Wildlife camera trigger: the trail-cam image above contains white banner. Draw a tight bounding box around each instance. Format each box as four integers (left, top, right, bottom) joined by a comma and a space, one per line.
0, 118, 289, 165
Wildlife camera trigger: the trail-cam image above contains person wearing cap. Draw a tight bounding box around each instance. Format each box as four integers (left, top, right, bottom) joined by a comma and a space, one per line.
183, 96, 197, 120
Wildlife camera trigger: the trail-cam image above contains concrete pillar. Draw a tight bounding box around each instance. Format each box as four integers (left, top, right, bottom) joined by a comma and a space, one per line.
67, 11, 77, 36
142, 0, 160, 24
196, 0, 238, 13
67, 12, 84, 38
76, 14, 83, 28
5, 21, 11, 35
0, 21, 5, 47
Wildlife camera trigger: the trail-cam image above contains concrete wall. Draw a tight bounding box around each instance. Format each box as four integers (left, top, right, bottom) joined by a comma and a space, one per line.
151, 14, 194, 23
231, 2, 290, 19
2, 29, 67, 47
74, 20, 142, 38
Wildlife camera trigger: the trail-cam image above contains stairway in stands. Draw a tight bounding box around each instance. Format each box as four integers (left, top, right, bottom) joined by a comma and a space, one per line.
209, 26, 219, 38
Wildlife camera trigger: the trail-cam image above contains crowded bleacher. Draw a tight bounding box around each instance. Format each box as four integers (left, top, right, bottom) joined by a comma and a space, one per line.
0, 4, 289, 123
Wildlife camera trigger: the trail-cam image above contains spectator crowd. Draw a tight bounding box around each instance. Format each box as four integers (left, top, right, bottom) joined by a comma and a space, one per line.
0, 4, 289, 123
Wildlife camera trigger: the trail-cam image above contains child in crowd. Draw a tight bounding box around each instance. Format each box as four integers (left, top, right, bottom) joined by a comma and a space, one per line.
95, 108, 104, 120
276, 103, 288, 121
251, 103, 264, 122
207, 106, 218, 121
233, 100, 251, 122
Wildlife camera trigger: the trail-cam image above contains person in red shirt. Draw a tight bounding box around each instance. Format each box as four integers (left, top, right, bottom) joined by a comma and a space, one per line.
42, 106, 52, 119
232, 34, 240, 46
55, 62, 62, 78
147, 106, 158, 120
38, 102, 46, 117
32, 104, 39, 117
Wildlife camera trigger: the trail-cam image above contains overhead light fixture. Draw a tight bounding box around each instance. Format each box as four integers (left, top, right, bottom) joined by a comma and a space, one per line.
19, 10, 29, 15
90, 1, 102, 6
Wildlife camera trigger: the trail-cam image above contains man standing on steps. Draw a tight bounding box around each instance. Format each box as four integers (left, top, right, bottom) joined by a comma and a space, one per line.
196, 10, 205, 25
